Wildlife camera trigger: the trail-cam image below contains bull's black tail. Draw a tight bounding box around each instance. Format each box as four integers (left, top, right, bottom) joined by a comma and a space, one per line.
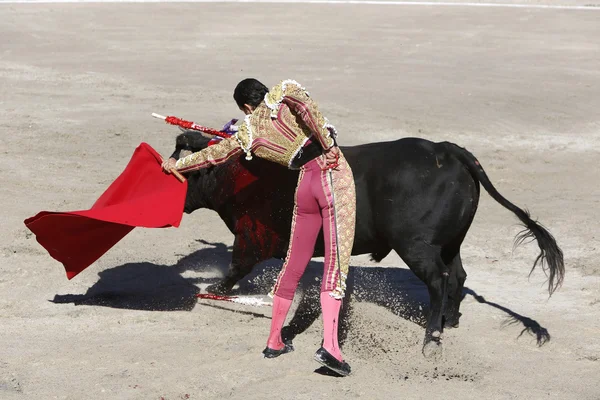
443, 142, 564, 295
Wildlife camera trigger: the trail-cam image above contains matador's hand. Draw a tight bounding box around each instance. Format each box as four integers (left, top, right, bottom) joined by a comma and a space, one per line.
161, 157, 177, 173
324, 146, 340, 168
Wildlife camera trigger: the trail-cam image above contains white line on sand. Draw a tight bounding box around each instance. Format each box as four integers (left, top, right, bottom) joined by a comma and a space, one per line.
1, 0, 599, 10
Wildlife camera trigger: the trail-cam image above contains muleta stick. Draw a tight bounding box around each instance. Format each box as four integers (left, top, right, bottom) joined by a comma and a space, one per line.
196, 293, 273, 307
152, 113, 231, 139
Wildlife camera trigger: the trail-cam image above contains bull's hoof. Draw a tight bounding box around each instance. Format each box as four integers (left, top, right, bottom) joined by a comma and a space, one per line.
444, 319, 460, 329
444, 312, 462, 329
422, 331, 443, 360
206, 281, 234, 295
422, 340, 443, 360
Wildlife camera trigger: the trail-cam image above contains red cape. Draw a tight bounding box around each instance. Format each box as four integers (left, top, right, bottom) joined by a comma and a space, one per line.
24, 142, 188, 279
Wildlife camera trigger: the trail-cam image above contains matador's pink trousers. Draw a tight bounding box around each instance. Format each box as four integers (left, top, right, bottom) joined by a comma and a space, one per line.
267, 152, 356, 361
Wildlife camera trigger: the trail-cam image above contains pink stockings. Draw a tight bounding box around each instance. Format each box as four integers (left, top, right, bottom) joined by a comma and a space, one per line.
320, 292, 343, 360
266, 295, 293, 350
266, 293, 343, 361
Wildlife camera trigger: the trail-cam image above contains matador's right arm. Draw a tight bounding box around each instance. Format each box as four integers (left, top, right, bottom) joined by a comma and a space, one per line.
175, 136, 243, 173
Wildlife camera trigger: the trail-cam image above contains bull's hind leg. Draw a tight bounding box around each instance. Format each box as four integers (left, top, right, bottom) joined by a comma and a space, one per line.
444, 252, 466, 329
398, 243, 449, 359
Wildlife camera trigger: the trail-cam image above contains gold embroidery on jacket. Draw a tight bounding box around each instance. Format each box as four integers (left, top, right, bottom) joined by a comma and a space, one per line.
236, 79, 336, 167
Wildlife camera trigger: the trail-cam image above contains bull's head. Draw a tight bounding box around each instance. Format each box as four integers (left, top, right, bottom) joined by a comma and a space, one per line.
170, 130, 215, 213
169, 130, 213, 160
169, 129, 269, 215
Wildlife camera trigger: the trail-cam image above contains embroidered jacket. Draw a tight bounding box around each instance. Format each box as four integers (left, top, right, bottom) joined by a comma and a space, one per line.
176, 80, 336, 173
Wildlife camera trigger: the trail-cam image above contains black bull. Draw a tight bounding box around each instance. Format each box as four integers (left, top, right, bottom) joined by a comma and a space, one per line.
170, 132, 564, 355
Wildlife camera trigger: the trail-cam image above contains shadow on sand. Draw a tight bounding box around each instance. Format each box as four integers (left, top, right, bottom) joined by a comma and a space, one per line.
463, 287, 551, 346
51, 241, 550, 346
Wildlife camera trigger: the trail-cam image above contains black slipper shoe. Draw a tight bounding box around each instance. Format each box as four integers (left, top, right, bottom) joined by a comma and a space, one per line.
262, 343, 294, 359
314, 347, 351, 376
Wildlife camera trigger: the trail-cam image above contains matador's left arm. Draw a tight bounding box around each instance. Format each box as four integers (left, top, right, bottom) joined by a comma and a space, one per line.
266, 81, 336, 150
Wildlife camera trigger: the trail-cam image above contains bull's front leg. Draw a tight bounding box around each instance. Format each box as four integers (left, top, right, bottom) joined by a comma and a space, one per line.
205, 232, 273, 295
205, 262, 255, 295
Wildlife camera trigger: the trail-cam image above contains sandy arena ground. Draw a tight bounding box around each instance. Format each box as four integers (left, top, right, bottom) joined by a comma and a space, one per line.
1, 2, 599, 399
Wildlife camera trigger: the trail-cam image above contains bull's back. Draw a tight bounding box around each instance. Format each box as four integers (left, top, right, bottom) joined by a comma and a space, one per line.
243, 138, 479, 260
342, 138, 479, 253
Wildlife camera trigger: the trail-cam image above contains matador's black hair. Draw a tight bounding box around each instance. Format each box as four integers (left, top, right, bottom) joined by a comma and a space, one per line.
233, 78, 269, 108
